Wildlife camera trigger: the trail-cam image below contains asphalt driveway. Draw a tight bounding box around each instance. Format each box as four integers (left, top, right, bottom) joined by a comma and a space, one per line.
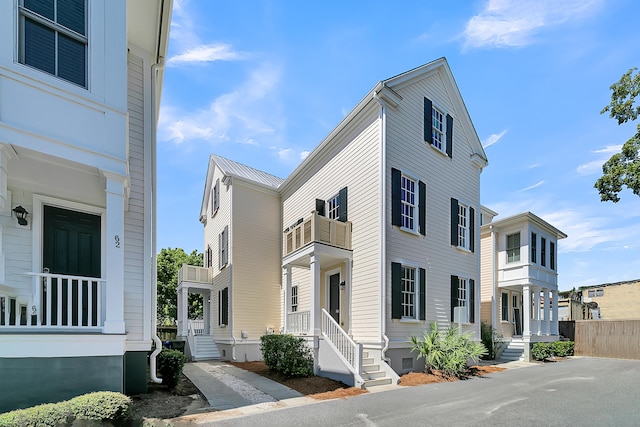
204, 357, 640, 426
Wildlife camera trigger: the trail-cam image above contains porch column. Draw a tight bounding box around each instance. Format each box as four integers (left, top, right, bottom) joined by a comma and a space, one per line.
203, 290, 210, 334
102, 173, 126, 334
178, 286, 188, 336
522, 285, 531, 338
551, 290, 559, 335
283, 266, 291, 333
310, 253, 321, 336
543, 287, 550, 335
345, 258, 352, 336
533, 286, 541, 335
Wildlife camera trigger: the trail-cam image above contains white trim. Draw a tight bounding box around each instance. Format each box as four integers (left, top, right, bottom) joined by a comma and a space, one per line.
0, 334, 126, 358
324, 267, 341, 324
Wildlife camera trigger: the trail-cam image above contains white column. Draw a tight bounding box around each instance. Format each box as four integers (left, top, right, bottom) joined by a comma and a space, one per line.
345, 258, 352, 336
203, 290, 210, 334
543, 288, 550, 335
310, 253, 321, 336
176, 288, 183, 335
179, 286, 188, 336
522, 285, 531, 338
551, 290, 559, 335
533, 286, 541, 335
102, 173, 126, 334
283, 266, 291, 333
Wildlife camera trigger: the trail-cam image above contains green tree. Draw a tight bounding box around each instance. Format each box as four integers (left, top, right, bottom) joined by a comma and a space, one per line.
595, 68, 640, 202
157, 247, 203, 325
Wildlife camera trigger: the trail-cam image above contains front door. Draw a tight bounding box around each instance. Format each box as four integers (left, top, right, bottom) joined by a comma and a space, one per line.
42, 205, 101, 325
512, 293, 522, 335
329, 273, 340, 323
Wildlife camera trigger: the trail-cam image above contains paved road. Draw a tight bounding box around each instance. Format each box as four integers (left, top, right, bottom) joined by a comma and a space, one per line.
204, 357, 640, 426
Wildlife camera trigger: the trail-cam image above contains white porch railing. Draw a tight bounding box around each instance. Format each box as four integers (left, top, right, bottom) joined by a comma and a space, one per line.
0, 273, 105, 329
178, 264, 210, 284
284, 212, 352, 256
287, 310, 310, 334
321, 308, 362, 373
188, 319, 205, 336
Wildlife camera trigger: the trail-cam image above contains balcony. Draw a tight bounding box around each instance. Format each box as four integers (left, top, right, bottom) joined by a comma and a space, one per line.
284, 212, 352, 257
178, 264, 211, 285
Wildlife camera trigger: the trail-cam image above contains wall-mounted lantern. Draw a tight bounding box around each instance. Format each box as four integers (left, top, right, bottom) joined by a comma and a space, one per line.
13, 205, 28, 226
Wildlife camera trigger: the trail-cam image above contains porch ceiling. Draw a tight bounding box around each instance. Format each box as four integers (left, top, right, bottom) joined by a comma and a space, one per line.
282, 242, 352, 269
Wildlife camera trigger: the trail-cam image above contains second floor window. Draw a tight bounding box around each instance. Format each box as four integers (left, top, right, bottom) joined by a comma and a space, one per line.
19, 0, 87, 88
541, 237, 547, 267
531, 232, 537, 263
457, 203, 469, 249
327, 194, 340, 220
218, 226, 228, 269
507, 232, 520, 263
550, 241, 555, 270
401, 175, 416, 231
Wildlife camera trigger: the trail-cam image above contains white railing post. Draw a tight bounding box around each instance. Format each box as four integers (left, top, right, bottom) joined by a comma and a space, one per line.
320, 308, 361, 375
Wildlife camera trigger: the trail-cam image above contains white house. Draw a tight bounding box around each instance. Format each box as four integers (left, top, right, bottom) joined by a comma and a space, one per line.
0, 0, 172, 412
480, 210, 568, 361
178, 57, 488, 387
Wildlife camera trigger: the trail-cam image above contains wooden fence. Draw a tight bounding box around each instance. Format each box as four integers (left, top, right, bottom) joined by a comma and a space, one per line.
573, 320, 640, 360
157, 326, 178, 342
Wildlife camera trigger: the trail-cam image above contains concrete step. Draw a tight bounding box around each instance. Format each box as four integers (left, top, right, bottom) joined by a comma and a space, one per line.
361, 364, 380, 373
361, 370, 386, 380
363, 377, 393, 388
361, 357, 374, 365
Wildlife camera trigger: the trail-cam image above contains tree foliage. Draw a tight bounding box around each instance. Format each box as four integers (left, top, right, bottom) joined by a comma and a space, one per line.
157, 247, 203, 324
595, 68, 640, 202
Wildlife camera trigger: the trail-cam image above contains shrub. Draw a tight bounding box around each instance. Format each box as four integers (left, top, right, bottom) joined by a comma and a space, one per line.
69, 391, 132, 422
531, 341, 575, 360
260, 334, 314, 377
157, 349, 186, 389
0, 391, 131, 427
410, 321, 487, 378
0, 402, 72, 427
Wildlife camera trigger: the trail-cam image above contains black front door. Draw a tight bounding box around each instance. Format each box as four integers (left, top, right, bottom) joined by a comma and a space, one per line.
42, 206, 101, 325
329, 273, 340, 323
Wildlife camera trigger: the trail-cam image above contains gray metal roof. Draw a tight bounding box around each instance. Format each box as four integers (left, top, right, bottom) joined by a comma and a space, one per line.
211, 154, 284, 189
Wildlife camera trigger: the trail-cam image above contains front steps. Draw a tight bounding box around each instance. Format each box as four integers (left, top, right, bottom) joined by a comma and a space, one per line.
360, 351, 393, 388
500, 338, 525, 361
191, 335, 221, 361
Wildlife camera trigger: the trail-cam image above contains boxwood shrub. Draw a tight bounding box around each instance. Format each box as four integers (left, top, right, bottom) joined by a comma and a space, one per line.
157, 348, 186, 389
260, 334, 314, 377
531, 341, 575, 361
0, 391, 131, 427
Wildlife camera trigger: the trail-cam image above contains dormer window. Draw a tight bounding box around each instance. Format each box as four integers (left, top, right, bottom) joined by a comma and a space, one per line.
19, 0, 88, 88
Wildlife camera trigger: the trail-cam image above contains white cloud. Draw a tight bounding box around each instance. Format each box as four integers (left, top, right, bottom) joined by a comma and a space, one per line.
300, 151, 310, 160
576, 144, 622, 175
482, 129, 508, 148
518, 180, 544, 192
168, 43, 247, 66
528, 163, 541, 169
159, 63, 282, 145
463, 0, 602, 49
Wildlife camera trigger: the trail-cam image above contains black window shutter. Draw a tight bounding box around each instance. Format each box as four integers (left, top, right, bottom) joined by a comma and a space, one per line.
218, 233, 222, 269
470, 206, 475, 253
315, 198, 325, 216
450, 198, 459, 246
445, 114, 453, 158
338, 187, 348, 222
391, 168, 402, 227
450, 275, 458, 322
221, 287, 229, 325
419, 268, 426, 320
469, 279, 475, 323
223, 226, 229, 266
419, 181, 426, 236
391, 262, 402, 319
424, 97, 433, 144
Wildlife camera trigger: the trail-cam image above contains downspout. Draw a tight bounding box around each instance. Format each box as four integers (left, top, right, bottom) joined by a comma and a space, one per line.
490, 225, 496, 346
149, 57, 165, 384
373, 92, 390, 363
228, 177, 237, 360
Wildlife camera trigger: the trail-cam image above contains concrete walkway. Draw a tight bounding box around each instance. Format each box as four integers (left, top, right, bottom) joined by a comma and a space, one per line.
183, 361, 303, 411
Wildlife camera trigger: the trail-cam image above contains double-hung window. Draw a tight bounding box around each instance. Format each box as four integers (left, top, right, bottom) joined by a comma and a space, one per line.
211, 179, 220, 216
424, 97, 453, 158
218, 287, 228, 326
431, 107, 445, 151
541, 237, 547, 267
451, 198, 474, 251
450, 275, 475, 323
316, 187, 347, 222
501, 292, 509, 321
401, 175, 416, 231
401, 266, 416, 319
457, 203, 469, 249
550, 241, 555, 270
291, 285, 298, 312
507, 232, 521, 263
19, 0, 87, 88
218, 226, 228, 269
327, 194, 340, 220
531, 232, 537, 263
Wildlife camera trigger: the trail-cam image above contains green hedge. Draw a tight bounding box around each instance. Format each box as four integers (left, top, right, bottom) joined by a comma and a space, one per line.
531, 341, 574, 361
260, 334, 314, 377
157, 349, 186, 389
0, 391, 131, 427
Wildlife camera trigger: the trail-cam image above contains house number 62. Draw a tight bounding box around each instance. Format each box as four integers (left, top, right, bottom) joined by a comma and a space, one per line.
114, 235, 121, 248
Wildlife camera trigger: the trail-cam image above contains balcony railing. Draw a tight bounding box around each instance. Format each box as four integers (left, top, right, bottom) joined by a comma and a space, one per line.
284, 212, 352, 257
0, 273, 105, 329
178, 264, 210, 285
287, 310, 310, 334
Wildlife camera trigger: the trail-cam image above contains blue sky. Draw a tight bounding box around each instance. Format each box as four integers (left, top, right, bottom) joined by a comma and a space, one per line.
156, 0, 640, 291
